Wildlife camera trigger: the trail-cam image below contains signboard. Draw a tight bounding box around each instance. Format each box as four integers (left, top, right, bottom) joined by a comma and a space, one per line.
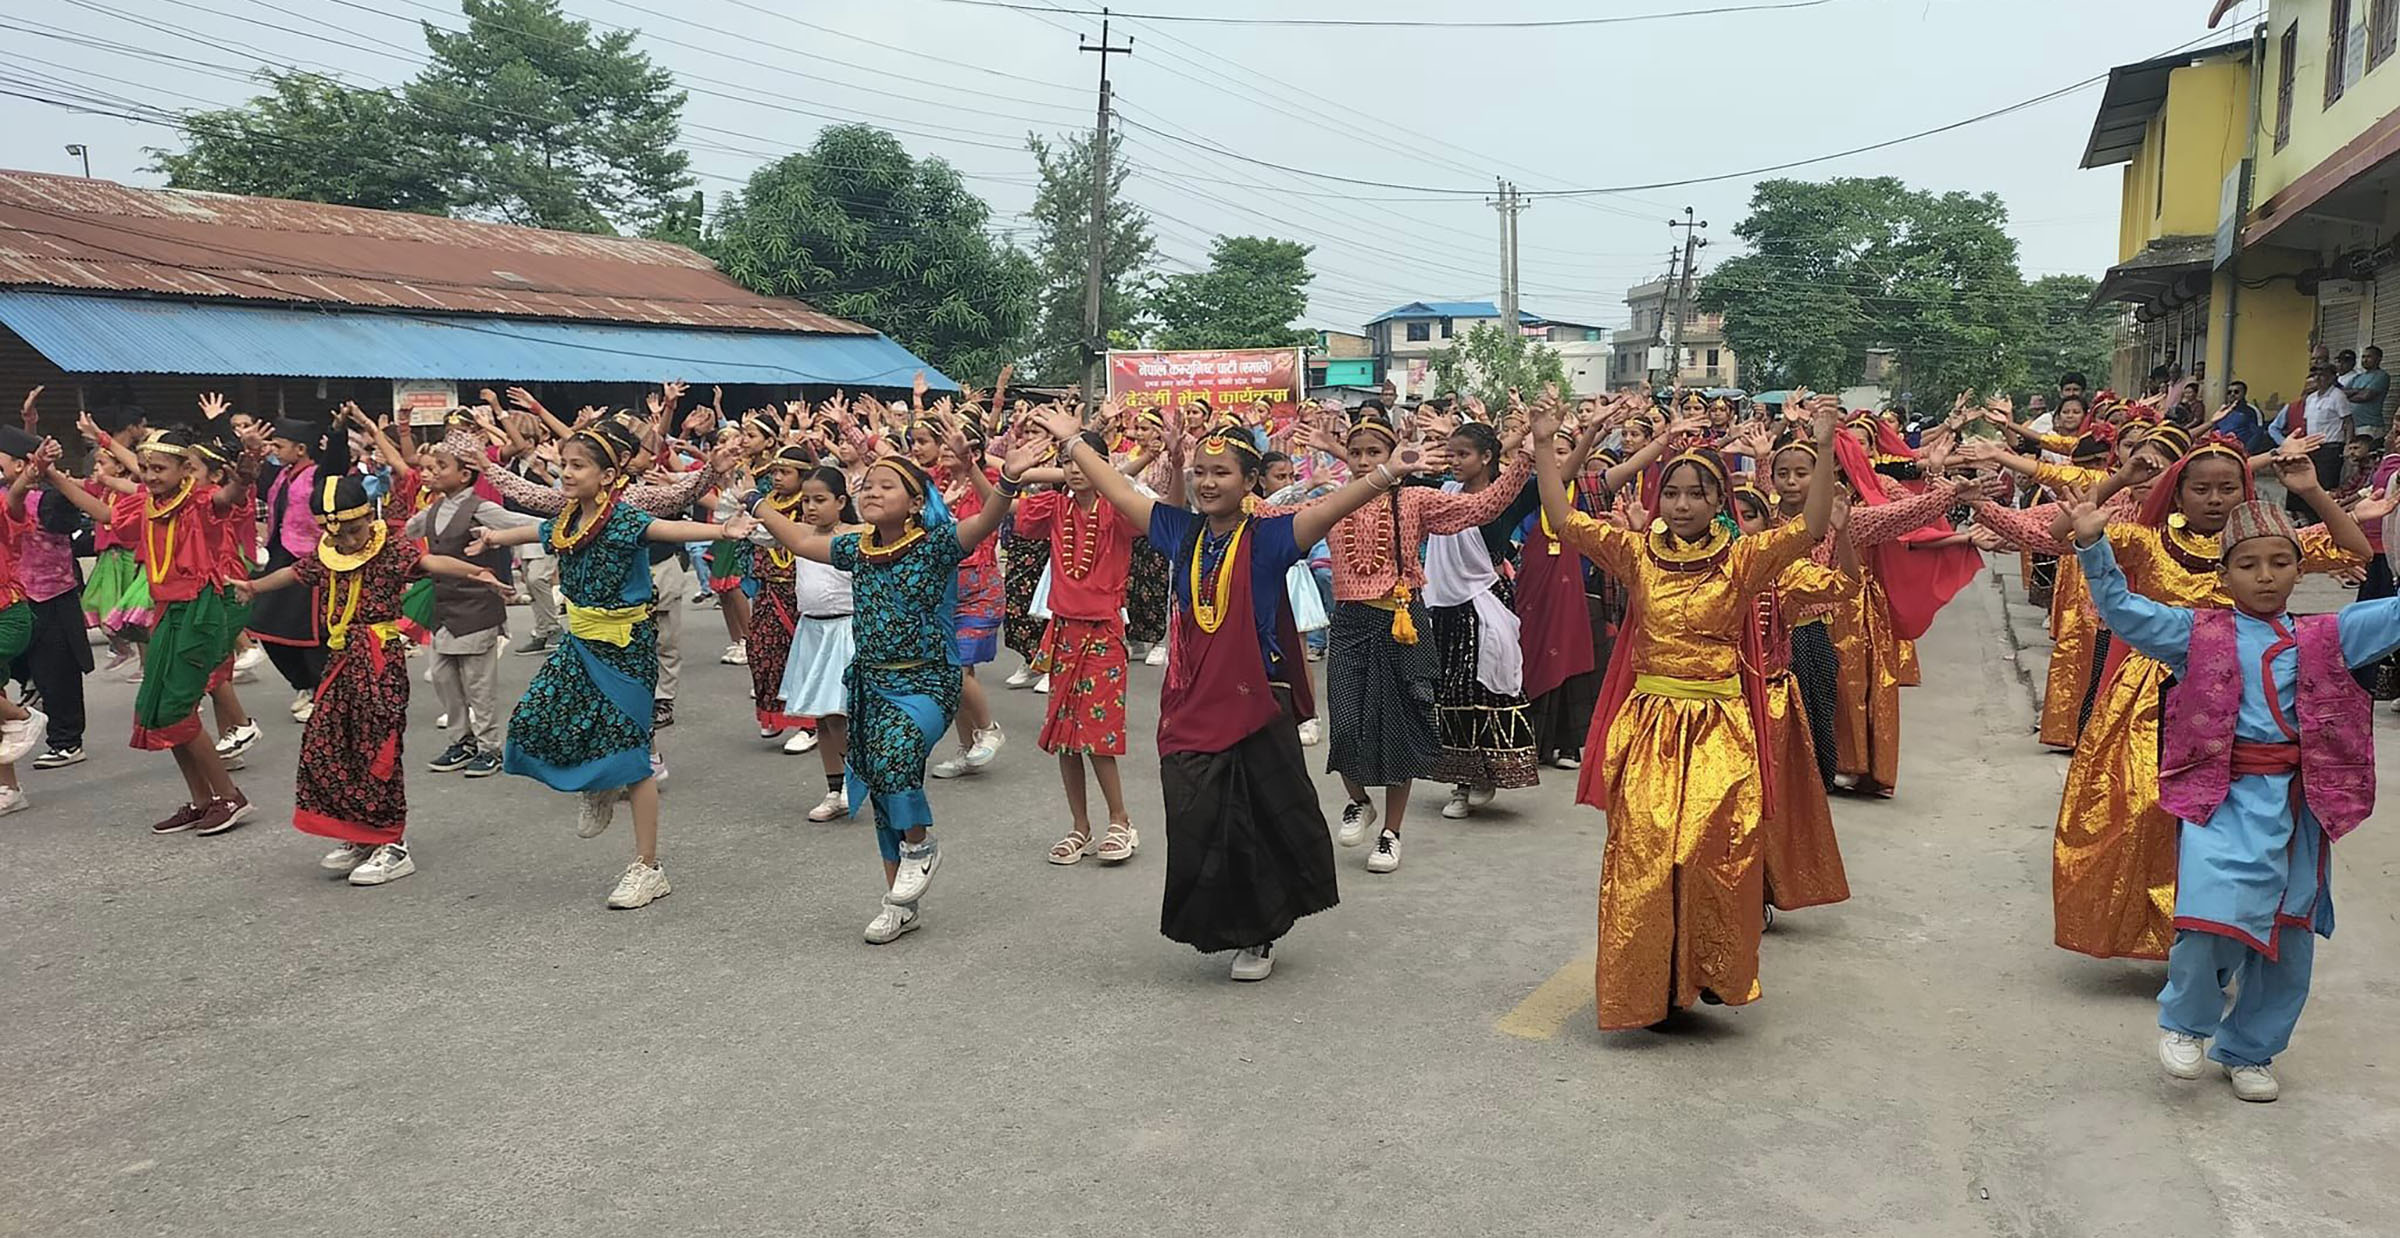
2213, 159, 2249, 270
1106, 348, 1304, 418
392, 379, 458, 426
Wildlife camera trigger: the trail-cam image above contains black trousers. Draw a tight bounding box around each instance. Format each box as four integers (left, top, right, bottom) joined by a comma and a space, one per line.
263, 641, 327, 693
14, 590, 91, 750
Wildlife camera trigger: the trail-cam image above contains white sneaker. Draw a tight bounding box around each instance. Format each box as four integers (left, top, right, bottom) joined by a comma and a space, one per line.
605, 860, 670, 909
887, 838, 939, 904
1004, 664, 1037, 688
0, 785, 26, 817
576, 790, 617, 838
434, 713, 451, 730
649, 753, 669, 785
214, 720, 261, 760
964, 725, 1004, 769
1033, 673, 1050, 694
720, 641, 747, 666
290, 691, 316, 723
1144, 644, 1168, 667
1336, 799, 1376, 847
348, 842, 415, 886
2158, 1030, 2208, 1080
1366, 828, 1402, 874
1441, 787, 1473, 819
1297, 718, 1324, 747
1230, 942, 1274, 982
930, 751, 972, 779
0, 708, 46, 766
783, 729, 819, 755
319, 842, 372, 872
2223, 1062, 2279, 1102
234, 643, 266, 674
864, 901, 921, 944
807, 789, 850, 822
1467, 784, 1497, 809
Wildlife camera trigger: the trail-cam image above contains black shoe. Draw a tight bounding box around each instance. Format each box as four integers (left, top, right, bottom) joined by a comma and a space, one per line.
462, 751, 502, 778
31, 746, 85, 769
513, 635, 552, 656
427, 737, 478, 772
652, 699, 675, 729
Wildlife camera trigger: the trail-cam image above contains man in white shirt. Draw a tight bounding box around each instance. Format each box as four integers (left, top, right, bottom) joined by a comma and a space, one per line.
2294, 362, 2352, 514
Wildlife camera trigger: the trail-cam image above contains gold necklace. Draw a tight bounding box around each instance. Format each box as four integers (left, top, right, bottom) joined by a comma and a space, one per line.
548, 494, 614, 554
141, 478, 197, 586
859, 523, 927, 563
1190, 518, 1247, 633
315, 522, 387, 574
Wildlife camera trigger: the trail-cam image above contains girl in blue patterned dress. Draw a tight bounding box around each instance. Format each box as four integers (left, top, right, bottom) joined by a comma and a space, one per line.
471, 420, 755, 911
751, 420, 1050, 943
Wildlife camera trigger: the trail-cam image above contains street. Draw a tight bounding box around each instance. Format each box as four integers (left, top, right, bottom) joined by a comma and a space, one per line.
6, 571, 2398, 1238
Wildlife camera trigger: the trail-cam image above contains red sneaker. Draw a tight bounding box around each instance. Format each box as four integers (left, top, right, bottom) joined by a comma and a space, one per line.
194, 792, 254, 837
149, 802, 207, 834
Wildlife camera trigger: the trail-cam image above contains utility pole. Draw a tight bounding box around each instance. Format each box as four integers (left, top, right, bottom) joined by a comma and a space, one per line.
1489, 179, 1529, 330
1649, 246, 1682, 387
1666, 207, 1708, 389
1080, 11, 1134, 402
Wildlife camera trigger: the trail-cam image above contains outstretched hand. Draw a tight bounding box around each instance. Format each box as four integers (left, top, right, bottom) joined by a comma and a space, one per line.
2063, 486, 2111, 545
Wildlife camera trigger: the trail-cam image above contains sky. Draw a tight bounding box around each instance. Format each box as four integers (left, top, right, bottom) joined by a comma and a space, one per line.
1, 0, 2259, 337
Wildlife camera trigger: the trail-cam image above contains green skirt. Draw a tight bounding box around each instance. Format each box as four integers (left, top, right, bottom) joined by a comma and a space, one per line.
0, 599, 31, 662
398, 577, 437, 642
132, 586, 249, 750
83, 546, 155, 634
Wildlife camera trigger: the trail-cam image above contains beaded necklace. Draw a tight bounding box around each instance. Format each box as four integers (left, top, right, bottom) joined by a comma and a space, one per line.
858, 522, 927, 565
1190, 518, 1247, 633
142, 478, 198, 586
317, 522, 388, 649
547, 493, 616, 556
759, 490, 806, 572
1057, 492, 1108, 581
2161, 518, 2223, 574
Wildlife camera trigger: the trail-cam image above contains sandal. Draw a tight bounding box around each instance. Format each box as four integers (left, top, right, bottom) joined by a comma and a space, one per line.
1094, 820, 1138, 864
1047, 829, 1093, 866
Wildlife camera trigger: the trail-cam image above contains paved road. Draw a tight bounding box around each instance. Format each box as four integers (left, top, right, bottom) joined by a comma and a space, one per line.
5, 578, 2396, 1237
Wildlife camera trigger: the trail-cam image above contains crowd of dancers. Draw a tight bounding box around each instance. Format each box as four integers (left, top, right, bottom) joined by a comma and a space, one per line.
2, 368, 2393, 1104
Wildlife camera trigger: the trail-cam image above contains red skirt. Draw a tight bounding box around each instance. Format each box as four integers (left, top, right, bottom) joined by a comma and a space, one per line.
1037, 615, 1129, 756
294, 637, 410, 845
748, 588, 808, 731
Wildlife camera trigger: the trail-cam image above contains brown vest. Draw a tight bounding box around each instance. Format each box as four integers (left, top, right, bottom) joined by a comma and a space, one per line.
428, 494, 512, 638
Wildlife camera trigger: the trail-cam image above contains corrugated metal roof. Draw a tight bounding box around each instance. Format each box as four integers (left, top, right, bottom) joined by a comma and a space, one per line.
0, 170, 869, 335
0, 290, 952, 387
1364, 300, 1545, 325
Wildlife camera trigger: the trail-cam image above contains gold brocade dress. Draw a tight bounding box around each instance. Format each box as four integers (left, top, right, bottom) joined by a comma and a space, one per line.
1560, 514, 1816, 1030
1822, 479, 1961, 794
1759, 557, 1858, 911
2052, 520, 2359, 960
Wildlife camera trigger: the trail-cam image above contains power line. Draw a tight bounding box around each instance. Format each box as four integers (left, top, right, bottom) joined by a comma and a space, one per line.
918, 0, 1847, 30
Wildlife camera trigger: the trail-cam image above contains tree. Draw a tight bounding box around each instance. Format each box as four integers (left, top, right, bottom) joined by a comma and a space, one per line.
709, 125, 1035, 387
405, 0, 692, 233
2017, 274, 2118, 397
1697, 177, 2039, 408
1426, 322, 1570, 407
151, 73, 451, 214
1150, 236, 1313, 351
1023, 131, 1155, 385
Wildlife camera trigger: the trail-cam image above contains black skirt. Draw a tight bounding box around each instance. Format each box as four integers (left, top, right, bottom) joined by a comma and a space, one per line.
1429, 596, 1539, 789
245, 541, 320, 646
1126, 537, 1170, 647
1528, 590, 1608, 762
1323, 600, 1442, 787
1789, 620, 1839, 789
1159, 686, 1340, 953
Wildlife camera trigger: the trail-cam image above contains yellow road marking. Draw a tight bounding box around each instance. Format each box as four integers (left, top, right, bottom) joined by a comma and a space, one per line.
1495, 948, 1597, 1041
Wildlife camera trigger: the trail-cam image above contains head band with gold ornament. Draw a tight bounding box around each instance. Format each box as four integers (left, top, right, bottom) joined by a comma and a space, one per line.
867, 454, 929, 497
1199, 426, 1264, 463
2144, 423, 2195, 458
1346, 418, 1399, 447
569, 424, 632, 471
767, 444, 814, 472
1663, 448, 1730, 494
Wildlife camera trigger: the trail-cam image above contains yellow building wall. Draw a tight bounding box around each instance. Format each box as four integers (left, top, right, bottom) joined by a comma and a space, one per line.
2211, 246, 2318, 406
2255, 1, 2400, 204
2117, 58, 2252, 261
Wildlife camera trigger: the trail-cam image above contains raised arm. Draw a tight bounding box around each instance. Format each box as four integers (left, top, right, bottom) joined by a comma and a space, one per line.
483, 461, 567, 516
2071, 506, 2191, 672
1291, 449, 1442, 548
748, 496, 840, 564
2272, 452, 2374, 563
1419, 444, 1535, 535
41, 457, 115, 523
1846, 476, 1968, 548
1037, 405, 1155, 532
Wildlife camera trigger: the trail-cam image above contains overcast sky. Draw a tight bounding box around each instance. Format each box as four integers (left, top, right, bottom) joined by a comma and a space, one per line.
3, 0, 2254, 334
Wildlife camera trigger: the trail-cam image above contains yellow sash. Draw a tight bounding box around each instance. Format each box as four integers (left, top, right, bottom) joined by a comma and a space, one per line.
566, 601, 652, 647
326, 620, 402, 652
1633, 673, 1740, 700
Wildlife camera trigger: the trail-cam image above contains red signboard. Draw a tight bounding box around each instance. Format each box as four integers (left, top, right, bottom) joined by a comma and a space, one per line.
1105, 348, 1305, 418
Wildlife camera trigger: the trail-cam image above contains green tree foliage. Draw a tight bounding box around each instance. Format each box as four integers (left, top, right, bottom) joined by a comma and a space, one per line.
150, 73, 451, 214
152, 0, 691, 235
1024, 131, 1155, 384
1697, 177, 2050, 409
1150, 236, 1313, 351
2017, 274, 2119, 397
1426, 322, 1570, 407
709, 125, 1035, 387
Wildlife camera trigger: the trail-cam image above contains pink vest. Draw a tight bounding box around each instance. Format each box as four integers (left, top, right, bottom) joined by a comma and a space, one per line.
2159, 609, 2375, 840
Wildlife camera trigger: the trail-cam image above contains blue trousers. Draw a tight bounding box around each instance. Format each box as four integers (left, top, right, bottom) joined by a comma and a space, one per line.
2158, 928, 2316, 1067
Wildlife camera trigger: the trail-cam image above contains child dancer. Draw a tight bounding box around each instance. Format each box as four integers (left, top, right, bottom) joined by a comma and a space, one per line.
2072, 493, 2393, 1102
406, 425, 530, 778
0, 429, 58, 809
1425, 420, 1545, 819
741, 445, 814, 746
472, 420, 754, 909
246, 413, 329, 724
1015, 430, 1143, 866
914, 418, 1007, 778
1530, 397, 1837, 1029
234, 466, 508, 884
47, 422, 256, 835
1035, 406, 1434, 980
750, 423, 1043, 943
756, 464, 861, 822
5, 410, 89, 773
76, 408, 151, 669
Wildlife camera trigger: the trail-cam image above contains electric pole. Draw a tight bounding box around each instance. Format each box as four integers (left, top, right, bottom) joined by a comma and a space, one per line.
1080, 11, 1133, 402
1666, 207, 1708, 389
1649, 246, 1681, 387
1489, 179, 1529, 330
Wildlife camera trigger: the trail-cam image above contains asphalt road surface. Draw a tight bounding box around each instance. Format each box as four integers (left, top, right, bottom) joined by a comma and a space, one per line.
6, 577, 2396, 1237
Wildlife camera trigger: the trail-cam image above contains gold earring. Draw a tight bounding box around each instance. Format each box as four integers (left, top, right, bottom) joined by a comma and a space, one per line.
1650, 517, 1668, 534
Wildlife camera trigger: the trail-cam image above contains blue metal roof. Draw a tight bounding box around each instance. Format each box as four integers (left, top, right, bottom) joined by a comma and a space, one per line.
1364, 300, 1545, 326
0, 291, 955, 388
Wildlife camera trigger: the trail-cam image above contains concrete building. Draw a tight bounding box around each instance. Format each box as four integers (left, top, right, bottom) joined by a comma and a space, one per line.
1307, 328, 1375, 394
1608, 277, 1739, 390
0, 170, 948, 445
1362, 300, 1612, 397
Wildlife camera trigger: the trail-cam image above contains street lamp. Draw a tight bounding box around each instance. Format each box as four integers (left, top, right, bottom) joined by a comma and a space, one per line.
63, 145, 89, 178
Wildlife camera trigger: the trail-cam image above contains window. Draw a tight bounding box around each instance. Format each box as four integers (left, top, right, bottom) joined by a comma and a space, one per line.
1440, 319, 1454, 339
2330, 0, 2354, 106
2373, 0, 2397, 70
1706, 348, 1721, 368
1405, 321, 1430, 342
2277, 21, 2297, 148
1585, 328, 1602, 342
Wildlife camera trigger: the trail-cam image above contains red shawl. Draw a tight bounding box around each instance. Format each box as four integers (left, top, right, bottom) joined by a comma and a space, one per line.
1830, 432, 1982, 641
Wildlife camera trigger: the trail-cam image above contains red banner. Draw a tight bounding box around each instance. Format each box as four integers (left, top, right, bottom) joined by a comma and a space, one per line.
1105, 348, 1304, 419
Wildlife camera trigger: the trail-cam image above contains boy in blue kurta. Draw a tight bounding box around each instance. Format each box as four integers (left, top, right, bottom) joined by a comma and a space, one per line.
2073, 495, 2392, 1102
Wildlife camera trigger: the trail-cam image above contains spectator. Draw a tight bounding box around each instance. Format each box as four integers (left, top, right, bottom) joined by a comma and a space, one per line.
2210, 379, 2264, 449
2168, 379, 2209, 429
2344, 345, 2390, 440
2057, 372, 2087, 404
2288, 362, 2352, 515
